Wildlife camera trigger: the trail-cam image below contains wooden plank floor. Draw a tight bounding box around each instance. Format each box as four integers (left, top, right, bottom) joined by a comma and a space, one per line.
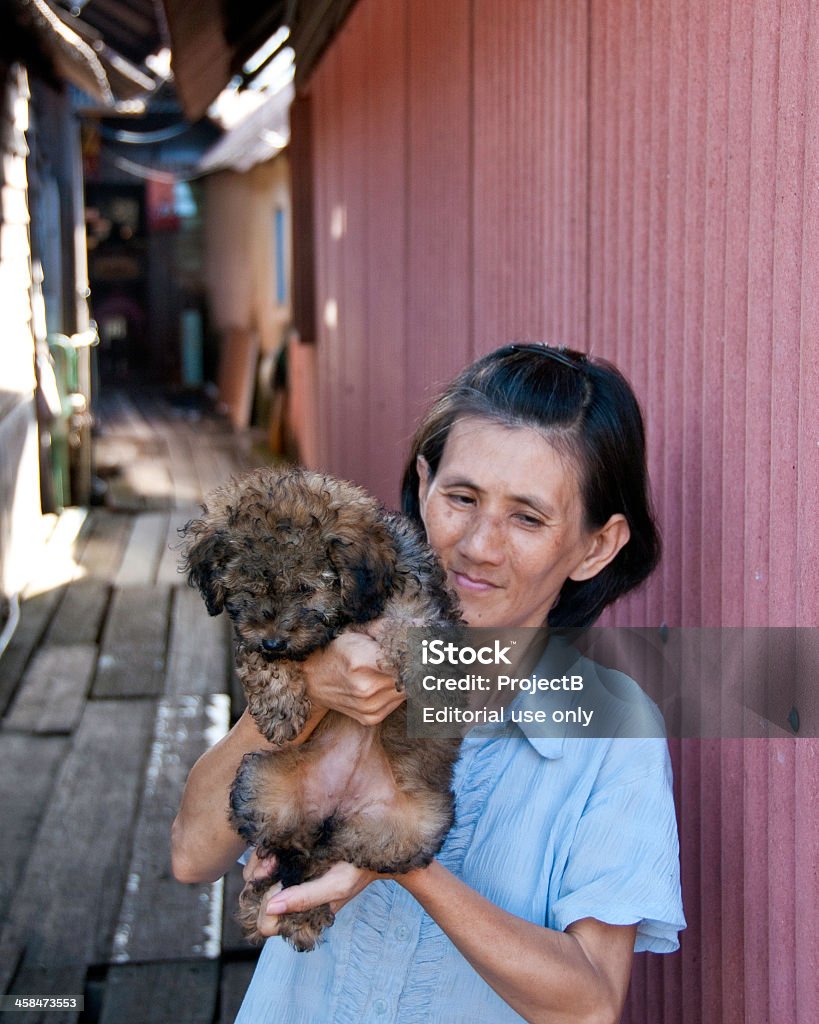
0, 392, 269, 1024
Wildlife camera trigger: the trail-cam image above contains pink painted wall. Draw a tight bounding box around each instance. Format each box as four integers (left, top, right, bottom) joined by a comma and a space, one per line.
301, 2, 818, 1020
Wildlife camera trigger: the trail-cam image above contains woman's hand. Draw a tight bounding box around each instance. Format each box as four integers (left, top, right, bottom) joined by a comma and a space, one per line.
243, 847, 279, 884
251, 860, 383, 938
303, 631, 405, 725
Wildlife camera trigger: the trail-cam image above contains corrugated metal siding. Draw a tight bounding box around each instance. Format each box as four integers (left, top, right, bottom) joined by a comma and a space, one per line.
584, 6, 818, 1020
363, 0, 408, 499
405, 0, 473, 428
304, 2, 818, 1020
290, 94, 317, 346
472, 0, 589, 352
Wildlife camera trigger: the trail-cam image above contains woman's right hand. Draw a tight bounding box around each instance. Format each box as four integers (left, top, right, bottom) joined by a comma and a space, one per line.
303, 631, 405, 725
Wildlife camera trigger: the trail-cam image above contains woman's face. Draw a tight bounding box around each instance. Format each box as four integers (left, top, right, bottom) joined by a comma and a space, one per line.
417, 416, 625, 628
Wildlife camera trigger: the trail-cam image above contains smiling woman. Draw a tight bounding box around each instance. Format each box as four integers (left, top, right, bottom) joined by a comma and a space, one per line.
402, 344, 661, 629
416, 417, 630, 628
172, 344, 684, 1024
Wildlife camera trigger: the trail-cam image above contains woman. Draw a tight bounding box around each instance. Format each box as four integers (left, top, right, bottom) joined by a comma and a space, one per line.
172, 344, 685, 1023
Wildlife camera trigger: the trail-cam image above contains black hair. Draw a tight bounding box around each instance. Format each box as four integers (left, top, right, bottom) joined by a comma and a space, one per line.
400, 343, 660, 627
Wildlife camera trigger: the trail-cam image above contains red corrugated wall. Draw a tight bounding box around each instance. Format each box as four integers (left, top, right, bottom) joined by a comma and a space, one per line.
303, 2, 818, 1021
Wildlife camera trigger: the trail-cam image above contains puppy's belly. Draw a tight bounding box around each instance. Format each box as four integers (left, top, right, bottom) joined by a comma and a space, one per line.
299, 714, 399, 822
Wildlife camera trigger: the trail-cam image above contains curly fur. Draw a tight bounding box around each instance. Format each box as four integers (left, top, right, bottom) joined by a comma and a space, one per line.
180, 465, 461, 951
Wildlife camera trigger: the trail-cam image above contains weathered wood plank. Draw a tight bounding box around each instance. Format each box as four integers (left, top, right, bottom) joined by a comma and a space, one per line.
0, 700, 155, 989
5, 966, 86, 1024
0, 510, 89, 709
161, 429, 205, 508
0, 591, 65, 716
93, 585, 171, 698
156, 506, 199, 587
115, 513, 170, 587
219, 960, 257, 1024
0, 508, 90, 707
98, 391, 155, 442
43, 578, 110, 647
0, 734, 68, 921
111, 694, 230, 963
98, 961, 219, 1024
211, 446, 246, 489
4, 645, 96, 734
23, 509, 88, 596
94, 435, 145, 480
190, 440, 236, 499
117, 451, 174, 512
76, 511, 132, 579
165, 588, 231, 696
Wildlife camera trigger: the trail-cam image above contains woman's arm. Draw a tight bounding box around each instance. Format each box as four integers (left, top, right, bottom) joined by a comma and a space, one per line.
255, 860, 635, 1024
171, 632, 402, 884
400, 861, 635, 1024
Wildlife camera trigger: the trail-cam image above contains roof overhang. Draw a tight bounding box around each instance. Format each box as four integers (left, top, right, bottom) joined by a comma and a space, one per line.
162, 0, 360, 122
9, 0, 115, 105
162, 0, 287, 123
197, 81, 294, 175
6, 0, 165, 107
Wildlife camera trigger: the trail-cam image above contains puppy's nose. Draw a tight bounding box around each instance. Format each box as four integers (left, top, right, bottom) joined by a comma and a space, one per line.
261, 637, 287, 654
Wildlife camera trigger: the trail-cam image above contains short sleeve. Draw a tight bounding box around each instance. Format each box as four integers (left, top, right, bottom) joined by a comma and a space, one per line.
549, 739, 686, 953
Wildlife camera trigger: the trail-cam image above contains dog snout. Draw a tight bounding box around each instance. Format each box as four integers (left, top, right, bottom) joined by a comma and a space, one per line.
261, 637, 288, 655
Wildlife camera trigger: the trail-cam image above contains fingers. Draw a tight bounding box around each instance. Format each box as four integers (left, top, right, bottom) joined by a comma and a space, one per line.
255, 881, 283, 937
336, 636, 405, 721
242, 849, 278, 883
343, 679, 405, 725
264, 863, 377, 917
303, 633, 405, 724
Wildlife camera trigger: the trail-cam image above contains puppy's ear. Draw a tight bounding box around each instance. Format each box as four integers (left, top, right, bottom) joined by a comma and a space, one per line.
179, 520, 232, 616
327, 524, 397, 624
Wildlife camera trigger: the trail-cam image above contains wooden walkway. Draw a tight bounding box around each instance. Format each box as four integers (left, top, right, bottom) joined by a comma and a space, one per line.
0, 392, 271, 1024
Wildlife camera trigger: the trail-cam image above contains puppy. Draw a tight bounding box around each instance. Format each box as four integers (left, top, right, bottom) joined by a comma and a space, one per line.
180, 466, 461, 951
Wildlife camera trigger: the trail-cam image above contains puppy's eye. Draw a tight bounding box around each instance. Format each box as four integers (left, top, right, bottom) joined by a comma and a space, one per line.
301, 609, 328, 625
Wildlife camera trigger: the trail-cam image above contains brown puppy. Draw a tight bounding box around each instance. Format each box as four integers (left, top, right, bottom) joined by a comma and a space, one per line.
180, 466, 460, 951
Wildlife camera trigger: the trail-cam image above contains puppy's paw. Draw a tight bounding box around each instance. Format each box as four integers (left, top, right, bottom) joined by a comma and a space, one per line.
236, 878, 276, 944
256, 712, 305, 746
237, 880, 334, 951
277, 905, 336, 952
247, 692, 310, 746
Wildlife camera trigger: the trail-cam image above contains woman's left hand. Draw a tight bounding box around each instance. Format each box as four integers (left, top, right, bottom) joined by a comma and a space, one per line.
253, 860, 385, 938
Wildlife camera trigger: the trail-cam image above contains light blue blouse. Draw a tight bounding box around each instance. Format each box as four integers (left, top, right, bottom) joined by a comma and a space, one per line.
235, 648, 685, 1024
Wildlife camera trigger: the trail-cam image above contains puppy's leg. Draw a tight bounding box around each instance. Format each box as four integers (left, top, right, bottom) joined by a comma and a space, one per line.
235, 854, 336, 951
266, 851, 337, 952
237, 654, 311, 745
236, 877, 278, 944
230, 750, 296, 943
230, 749, 308, 849
230, 750, 337, 951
